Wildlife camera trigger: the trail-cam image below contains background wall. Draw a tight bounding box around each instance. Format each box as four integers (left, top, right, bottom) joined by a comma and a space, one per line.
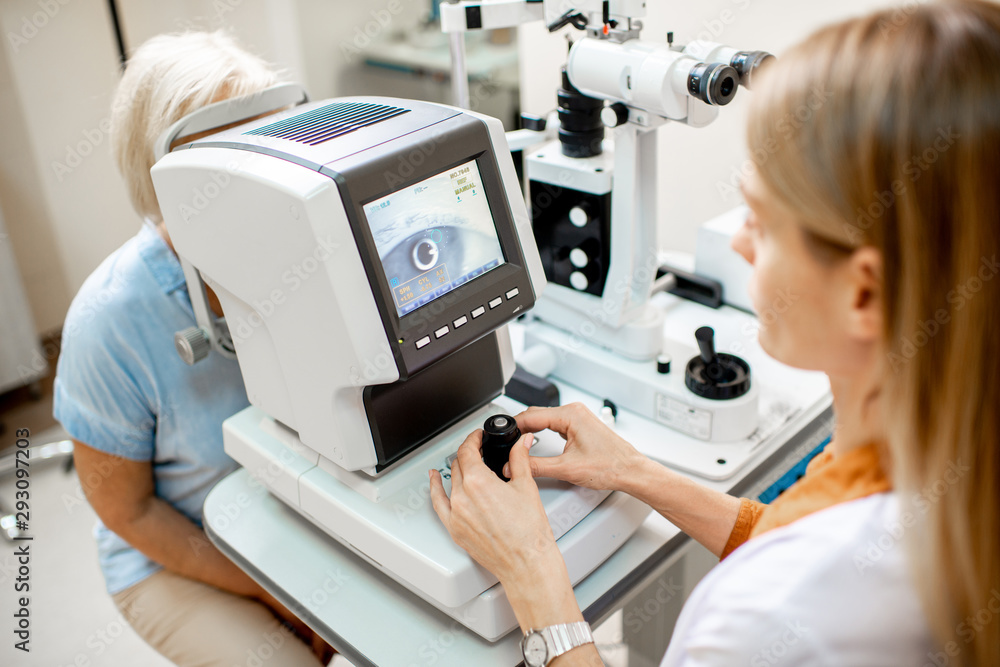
0, 0, 124, 333
0, 0, 959, 337
0, 0, 427, 337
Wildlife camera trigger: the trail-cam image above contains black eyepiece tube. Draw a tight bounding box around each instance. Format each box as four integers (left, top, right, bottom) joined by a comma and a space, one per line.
729, 50, 776, 89
687, 63, 739, 106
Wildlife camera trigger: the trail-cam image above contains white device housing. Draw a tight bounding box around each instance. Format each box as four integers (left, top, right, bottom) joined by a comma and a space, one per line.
567, 38, 721, 127
153, 97, 546, 475
151, 96, 651, 640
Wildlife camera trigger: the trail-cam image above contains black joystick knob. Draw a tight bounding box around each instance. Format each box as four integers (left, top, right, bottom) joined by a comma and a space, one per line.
482, 414, 521, 482
685, 326, 752, 400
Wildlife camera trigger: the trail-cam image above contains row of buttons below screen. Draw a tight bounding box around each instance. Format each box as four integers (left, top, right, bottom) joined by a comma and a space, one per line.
414, 287, 520, 350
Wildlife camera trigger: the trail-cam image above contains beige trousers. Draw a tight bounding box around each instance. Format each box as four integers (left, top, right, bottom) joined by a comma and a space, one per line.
112, 570, 323, 667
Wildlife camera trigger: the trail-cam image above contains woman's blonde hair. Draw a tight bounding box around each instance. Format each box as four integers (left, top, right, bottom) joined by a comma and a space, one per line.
110, 31, 278, 222
747, 1, 1000, 664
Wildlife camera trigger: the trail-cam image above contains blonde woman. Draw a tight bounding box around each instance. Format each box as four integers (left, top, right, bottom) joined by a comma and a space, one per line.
54, 32, 331, 666
430, 1, 999, 665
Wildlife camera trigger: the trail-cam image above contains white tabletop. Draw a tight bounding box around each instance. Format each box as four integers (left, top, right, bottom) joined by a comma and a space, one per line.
204, 396, 833, 667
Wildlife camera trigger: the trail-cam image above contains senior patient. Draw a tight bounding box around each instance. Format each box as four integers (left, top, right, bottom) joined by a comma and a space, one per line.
54, 32, 332, 666
431, 1, 1000, 665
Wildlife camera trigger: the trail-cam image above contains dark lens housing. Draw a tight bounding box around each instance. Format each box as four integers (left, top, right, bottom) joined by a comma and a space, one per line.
687, 62, 740, 106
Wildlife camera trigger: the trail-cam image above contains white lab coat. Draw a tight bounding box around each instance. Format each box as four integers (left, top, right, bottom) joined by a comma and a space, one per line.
661, 493, 936, 666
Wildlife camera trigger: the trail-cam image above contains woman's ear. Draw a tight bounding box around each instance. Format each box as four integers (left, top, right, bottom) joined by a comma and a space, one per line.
843, 246, 883, 342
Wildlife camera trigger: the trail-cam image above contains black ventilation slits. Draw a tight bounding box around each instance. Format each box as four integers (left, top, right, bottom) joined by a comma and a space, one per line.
245, 101, 410, 146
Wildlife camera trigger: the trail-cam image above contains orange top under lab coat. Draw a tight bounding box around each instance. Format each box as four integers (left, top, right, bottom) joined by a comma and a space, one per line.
720, 442, 891, 559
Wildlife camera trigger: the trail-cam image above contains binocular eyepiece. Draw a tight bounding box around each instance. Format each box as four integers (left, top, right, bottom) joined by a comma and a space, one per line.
687, 62, 740, 106
729, 50, 776, 90
688, 50, 776, 106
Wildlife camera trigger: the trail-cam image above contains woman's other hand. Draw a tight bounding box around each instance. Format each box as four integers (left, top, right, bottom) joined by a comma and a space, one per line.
515, 403, 648, 494
429, 429, 588, 634
429, 429, 561, 583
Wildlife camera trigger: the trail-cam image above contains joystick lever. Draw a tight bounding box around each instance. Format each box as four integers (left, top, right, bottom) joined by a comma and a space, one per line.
695, 326, 725, 382
685, 327, 753, 400
482, 414, 521, 481
695, 326, 717, 365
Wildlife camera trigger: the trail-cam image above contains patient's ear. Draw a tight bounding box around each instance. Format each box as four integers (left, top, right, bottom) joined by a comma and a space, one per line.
842, 246, 883, 342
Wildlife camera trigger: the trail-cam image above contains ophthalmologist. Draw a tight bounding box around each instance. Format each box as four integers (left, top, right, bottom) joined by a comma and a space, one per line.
430, 1, 1000, 665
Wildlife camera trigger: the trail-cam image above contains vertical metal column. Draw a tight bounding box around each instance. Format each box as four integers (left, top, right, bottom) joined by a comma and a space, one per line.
449, 31, 471, 109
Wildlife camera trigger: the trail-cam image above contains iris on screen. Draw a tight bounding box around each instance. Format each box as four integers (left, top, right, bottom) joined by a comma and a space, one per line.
365, 160, 505, 316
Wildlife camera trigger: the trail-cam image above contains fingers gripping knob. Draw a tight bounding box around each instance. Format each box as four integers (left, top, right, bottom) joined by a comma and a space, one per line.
482, 414, 521, 482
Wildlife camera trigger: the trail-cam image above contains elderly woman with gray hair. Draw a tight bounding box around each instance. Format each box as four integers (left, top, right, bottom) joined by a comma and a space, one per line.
54, 31, 332, 666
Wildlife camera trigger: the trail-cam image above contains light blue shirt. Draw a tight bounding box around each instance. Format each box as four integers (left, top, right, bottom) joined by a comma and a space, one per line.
54, 223, 249, 594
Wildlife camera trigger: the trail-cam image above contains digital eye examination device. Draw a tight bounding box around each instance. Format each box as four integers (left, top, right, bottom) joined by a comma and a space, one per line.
150, 0, 831, 644
152, 91, 650, 640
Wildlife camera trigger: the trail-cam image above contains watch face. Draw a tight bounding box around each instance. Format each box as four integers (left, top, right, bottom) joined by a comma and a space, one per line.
523, 632, 548, 667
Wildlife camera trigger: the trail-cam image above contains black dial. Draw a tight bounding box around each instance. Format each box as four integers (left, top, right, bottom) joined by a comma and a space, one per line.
482, 414, 521, 481
684, 326, 752, 400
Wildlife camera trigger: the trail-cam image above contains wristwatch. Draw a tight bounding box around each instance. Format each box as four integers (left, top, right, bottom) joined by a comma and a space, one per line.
520, 621, 594, 667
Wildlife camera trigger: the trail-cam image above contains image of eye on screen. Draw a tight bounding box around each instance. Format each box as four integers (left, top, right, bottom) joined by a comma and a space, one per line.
365, 159, 506, 317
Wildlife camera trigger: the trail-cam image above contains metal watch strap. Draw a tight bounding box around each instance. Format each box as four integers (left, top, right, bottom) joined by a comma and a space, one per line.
541, 621, 594, 662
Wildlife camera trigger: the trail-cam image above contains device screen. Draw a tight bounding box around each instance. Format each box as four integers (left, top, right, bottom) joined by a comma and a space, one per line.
364, 159, 506, 317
